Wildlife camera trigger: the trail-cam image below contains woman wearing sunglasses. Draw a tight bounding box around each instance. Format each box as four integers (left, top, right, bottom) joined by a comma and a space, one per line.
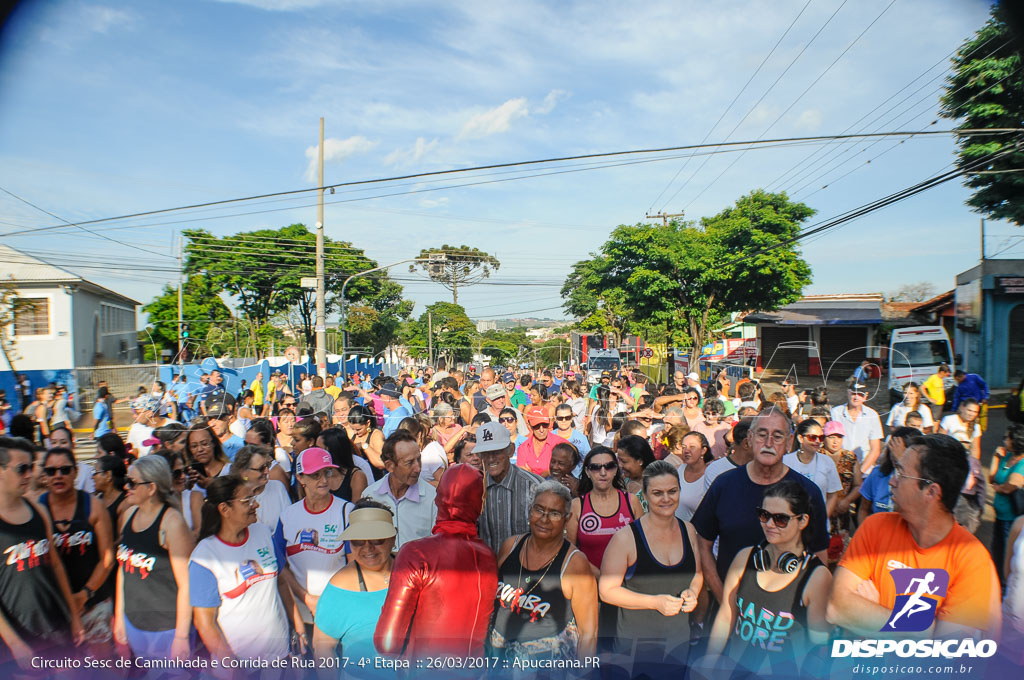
782, 420, 842, 517
152, 449, 200, 535
230, 445, 291, 532
313, 500, 397, 677
706, 480, 831, 678
114, 456, 194, 662
0, 437, 83, 667
190, 475, 293, 663
92, 454, 129, 526
567, 447, 643, 572
39, 448, 115, 655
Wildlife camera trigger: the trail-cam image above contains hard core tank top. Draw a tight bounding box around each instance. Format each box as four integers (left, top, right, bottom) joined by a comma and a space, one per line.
117, 504, 178, 631
727, 549, 823, 677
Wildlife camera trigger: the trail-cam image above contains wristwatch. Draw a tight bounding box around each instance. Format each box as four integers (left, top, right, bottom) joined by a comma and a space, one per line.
83, 586, 95, 600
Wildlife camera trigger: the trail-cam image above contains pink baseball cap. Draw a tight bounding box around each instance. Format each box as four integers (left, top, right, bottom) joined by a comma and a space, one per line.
297, 447, 338, 475
823, 421, 846, 437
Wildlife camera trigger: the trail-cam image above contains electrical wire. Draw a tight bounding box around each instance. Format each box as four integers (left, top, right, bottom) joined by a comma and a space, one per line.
682, 0, 899, 210
647, 0, 816, 211
0, 130, 984, 240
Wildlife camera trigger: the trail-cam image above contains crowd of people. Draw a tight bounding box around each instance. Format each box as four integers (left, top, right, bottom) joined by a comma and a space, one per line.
0, 361, 1021, 678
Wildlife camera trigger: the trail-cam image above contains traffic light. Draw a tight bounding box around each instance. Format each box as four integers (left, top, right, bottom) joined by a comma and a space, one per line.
181, 324, 190, 339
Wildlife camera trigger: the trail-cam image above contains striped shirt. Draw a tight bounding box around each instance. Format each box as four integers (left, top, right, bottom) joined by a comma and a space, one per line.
478, 465, 544, 554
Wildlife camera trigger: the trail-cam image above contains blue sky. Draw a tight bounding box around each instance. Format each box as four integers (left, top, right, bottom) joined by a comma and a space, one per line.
0, 0, 1016, 323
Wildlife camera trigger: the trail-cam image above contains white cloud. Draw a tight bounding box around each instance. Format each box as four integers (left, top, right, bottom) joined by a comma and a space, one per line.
419, 197, 449, 209
303, 136, 378, 181
212, 0, 335, 10
83, 6, 137, 33
795, 109, 823, 131
383, 137, 441, 166
457, 97, 530, 141
535, 89, 569, 115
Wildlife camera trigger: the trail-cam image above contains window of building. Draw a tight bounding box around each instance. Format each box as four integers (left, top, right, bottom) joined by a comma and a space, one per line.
13, 298, 49, 336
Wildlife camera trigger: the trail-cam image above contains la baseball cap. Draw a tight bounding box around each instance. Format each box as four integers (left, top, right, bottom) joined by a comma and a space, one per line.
474, 421, 511, 454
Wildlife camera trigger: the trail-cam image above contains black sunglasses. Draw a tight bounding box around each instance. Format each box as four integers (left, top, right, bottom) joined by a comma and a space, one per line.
43, 465, 74, 477
6, 463, 33, 476
587, 461, 618, 472
125, 479, 154, 490
756, 508, 804, 528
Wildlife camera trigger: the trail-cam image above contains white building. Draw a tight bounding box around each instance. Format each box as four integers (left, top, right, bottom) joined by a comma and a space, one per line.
1, 245, 140, 397
476, 319, 497, 332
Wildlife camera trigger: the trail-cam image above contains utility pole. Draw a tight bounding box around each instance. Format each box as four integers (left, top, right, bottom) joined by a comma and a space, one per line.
177, 233, 184, 369
428, 311, 433, 367
315, 117, 327, 378
645, 211, 685, 225
980, 218, 985, 263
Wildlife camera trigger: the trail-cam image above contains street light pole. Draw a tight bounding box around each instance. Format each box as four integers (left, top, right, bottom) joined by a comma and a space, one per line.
339, 257, 427, 379
315, 117, 327, 377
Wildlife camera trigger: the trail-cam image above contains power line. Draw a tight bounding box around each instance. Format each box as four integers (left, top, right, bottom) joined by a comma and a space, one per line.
0, 185, 175, 259
682, 0, 899, 210
657, 0, 852, 211
0, 130, 987, 240
647, 0, 816, 211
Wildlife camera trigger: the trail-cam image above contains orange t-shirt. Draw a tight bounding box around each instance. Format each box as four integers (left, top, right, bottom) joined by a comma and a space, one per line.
839, 512, 1000, 633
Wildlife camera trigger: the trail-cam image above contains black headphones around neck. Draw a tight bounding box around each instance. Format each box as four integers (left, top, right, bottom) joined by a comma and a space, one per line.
752, 541, 811, 574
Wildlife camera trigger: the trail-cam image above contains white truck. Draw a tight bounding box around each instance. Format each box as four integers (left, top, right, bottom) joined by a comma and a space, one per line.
887, 326, 955, 405
584, 349, 622, 386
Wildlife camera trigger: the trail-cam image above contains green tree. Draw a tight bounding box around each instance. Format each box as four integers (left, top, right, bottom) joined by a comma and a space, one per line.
411, 245, 500, 304
569, 190, 814, 366
537, 337, 572, 367
561, 258, 633, 347
479, 327, 530, 366
940, 5, 1024, 225
140, 274, 233, 360
403, 302, 478, 365
184, 224, 387, 353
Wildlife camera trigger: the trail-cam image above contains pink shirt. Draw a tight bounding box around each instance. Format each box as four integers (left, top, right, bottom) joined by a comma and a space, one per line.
515, 433, 569, 477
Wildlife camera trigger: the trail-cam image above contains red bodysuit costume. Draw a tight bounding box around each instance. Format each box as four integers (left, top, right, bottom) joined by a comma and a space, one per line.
374, 463, 498, 658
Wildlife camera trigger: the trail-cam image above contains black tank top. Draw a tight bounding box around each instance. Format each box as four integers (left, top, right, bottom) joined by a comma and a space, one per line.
42, 490, 110, 605
614, 518, 696, 664
330, 468, 354, 502
492, 537, 574, 643
117, 504, 178, 631
728, 549, 824, 677
0, 500, 70, 650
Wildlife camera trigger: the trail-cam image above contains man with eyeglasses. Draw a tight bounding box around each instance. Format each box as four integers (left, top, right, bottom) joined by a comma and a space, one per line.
830, 381, 883, 475
827, 434, 1001, 638
475, 422, 543, 554
691, 407, 829, 604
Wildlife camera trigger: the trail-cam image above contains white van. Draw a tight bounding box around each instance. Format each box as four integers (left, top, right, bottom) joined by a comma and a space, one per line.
887, 326, 954, 404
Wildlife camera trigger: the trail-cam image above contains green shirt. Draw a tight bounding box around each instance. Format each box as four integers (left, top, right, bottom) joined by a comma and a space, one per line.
510, 389, 530, 410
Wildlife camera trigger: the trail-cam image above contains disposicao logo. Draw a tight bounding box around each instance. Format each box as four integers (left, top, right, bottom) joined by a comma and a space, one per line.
831, 568, 997, 659
882, 568, 948, 632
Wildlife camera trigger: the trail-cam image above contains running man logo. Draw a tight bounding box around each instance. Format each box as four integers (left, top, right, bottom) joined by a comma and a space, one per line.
881, 568, 949, 632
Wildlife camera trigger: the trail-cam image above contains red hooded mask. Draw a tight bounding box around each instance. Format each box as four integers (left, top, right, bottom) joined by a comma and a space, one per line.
432, 463, 484, 538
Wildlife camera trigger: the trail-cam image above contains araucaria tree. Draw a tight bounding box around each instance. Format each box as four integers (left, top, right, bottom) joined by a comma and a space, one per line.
940, 4, 1024, 225
412, 245, 499, 304
566, 190, 814, 365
